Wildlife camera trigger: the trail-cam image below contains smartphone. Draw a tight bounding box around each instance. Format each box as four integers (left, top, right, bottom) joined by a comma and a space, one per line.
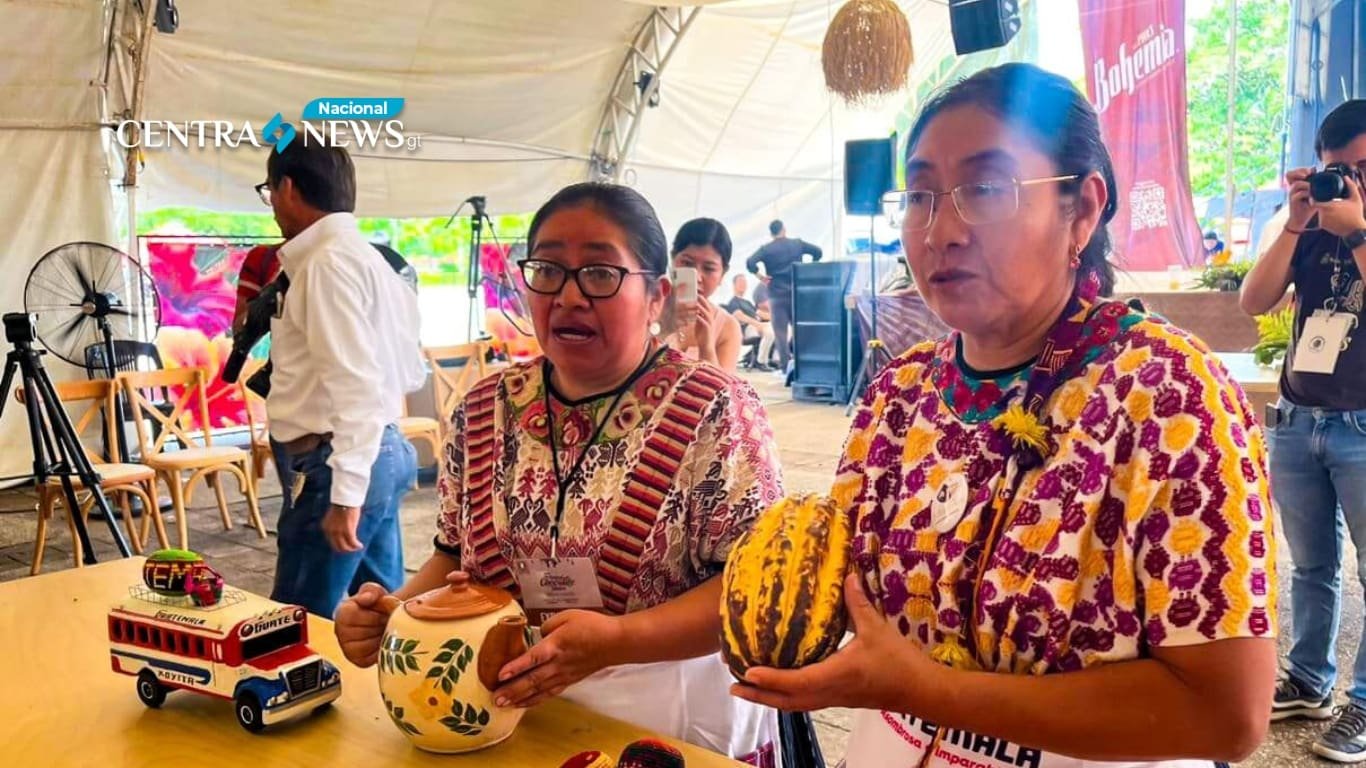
671, 266, 699, 306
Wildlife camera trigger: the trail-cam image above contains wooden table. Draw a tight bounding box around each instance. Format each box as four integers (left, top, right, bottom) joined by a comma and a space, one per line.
0, 559, 742, 767
1216, 352, 1281, 396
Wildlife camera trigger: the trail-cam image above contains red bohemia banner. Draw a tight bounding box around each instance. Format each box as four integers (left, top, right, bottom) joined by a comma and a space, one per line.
1079, 0, 1203, 269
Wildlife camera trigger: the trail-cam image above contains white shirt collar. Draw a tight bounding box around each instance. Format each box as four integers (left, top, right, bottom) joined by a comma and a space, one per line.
278, 212, 358, 269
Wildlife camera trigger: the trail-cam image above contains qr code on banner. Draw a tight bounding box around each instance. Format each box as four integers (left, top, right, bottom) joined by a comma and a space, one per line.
1130, 181, 1170, 231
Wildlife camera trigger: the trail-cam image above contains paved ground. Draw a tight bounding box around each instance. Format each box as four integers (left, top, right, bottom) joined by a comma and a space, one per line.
0, 369, 1357, 766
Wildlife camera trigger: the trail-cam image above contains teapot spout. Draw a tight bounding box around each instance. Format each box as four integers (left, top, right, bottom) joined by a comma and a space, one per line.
477, 615, 529, 691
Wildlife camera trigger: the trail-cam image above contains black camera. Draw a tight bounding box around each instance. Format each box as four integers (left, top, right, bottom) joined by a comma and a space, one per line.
1309, 162, 1363, 203
221, 275, 288, 397
3, 312, 36, 345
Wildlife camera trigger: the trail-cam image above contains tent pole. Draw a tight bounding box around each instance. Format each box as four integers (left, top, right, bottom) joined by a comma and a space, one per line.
121, 0, 157, 192
1223, 0, 1238, 257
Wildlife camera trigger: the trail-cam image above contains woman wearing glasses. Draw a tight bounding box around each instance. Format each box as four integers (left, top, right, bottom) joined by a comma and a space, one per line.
733, 64, 1277, 768
334, 182, 782, 765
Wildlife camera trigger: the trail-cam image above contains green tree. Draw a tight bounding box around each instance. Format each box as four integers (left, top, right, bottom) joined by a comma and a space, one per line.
1185, 0, 1290, 199
137, 208, 533, 287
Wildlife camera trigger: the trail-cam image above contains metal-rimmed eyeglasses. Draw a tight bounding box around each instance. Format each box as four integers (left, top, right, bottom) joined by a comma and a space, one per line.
881, 175, 1081, 230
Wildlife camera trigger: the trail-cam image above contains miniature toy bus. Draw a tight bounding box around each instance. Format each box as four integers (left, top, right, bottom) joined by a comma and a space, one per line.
108, 587, 341, 732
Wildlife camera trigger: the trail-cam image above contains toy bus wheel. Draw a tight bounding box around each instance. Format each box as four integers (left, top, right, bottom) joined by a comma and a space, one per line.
136, 670, 166, 708
234, 693, 265, 733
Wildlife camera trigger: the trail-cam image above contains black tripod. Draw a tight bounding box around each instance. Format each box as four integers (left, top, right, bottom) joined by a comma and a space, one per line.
0, 313, 131, 564
845, 216, 893, 415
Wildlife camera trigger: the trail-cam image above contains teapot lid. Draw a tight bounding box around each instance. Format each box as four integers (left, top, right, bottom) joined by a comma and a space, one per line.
405, 571, 513, 621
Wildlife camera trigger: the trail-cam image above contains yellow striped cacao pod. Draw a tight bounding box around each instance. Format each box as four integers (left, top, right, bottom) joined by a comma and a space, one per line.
719, 494, 852, 678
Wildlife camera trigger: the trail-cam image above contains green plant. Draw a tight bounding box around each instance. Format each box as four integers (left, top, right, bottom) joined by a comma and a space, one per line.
1192, 261, 1254, 291
1252, 306, 1295, 366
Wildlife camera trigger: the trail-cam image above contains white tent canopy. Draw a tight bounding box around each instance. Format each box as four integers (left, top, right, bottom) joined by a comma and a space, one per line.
0, 0, 984, 478
137, 0, 955, 246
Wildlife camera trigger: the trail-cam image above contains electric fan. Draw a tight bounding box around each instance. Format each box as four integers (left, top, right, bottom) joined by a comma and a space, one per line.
23, 241, 161, 372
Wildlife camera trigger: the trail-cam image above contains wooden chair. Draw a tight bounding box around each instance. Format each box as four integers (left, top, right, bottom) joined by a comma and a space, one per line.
398, 349, 443, 466
423, 342, 493, 432
118, 368, 265, 549
15, 379, 166, 575
236, 359, 275, 481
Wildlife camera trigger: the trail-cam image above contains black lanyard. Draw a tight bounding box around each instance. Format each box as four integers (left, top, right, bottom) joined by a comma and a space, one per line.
1327, 240, 1357, 313
543, 344, 667, 557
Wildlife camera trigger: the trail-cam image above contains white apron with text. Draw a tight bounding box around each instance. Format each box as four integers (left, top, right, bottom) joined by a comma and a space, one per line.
840, 709, 1218, 768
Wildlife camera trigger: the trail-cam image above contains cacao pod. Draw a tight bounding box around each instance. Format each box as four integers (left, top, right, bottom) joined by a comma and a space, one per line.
719, 494, 852, 678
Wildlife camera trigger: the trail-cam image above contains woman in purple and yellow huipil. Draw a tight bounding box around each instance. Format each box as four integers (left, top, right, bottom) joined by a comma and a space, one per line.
733, 64, 1278, 768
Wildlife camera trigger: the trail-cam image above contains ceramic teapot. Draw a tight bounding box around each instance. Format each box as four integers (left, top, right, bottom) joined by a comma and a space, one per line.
375, 571, 530, 753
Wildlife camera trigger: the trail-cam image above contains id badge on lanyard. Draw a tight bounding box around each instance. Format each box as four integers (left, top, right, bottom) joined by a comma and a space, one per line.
1295, 248, 1362, 375
1293, 309, 1356, 374
512, 557, 605, 637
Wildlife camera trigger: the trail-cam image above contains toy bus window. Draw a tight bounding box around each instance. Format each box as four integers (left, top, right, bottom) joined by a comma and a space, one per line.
135, 624, 149, 646
170, 632, 184, 655
109, 618, 123, 642
191, 636, 206, 658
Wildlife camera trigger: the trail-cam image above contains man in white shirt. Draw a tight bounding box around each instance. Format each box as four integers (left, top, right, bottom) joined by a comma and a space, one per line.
259, 139, 426, 617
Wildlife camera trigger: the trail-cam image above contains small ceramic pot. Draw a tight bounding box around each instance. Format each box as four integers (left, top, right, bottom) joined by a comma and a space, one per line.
375, 572, 529, 753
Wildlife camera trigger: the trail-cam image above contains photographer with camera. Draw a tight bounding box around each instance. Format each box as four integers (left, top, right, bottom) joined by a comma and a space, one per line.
258, 137, 426, 620
1241, 99, 1366, 763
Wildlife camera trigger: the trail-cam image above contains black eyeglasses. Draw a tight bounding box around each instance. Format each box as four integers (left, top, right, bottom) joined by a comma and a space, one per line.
254, 182, 272, 207
881, 175, 1080, 230
517, 259, 657, 299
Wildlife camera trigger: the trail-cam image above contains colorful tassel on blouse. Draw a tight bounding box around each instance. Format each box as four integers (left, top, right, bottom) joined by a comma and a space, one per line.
929, 637, 979, 671
992, 403, 1050, 457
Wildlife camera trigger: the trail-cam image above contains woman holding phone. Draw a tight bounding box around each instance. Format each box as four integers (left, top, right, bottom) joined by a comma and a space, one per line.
669, 217, 743, 372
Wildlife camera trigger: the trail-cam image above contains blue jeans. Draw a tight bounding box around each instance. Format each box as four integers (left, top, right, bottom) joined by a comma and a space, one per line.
1269, 401, 1366, 704
270, 424, 417, 618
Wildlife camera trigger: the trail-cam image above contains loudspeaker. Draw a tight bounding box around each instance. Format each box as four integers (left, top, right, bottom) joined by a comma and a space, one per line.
949, 0, 1020, 55
791, 261, 860, 404
844, 138, 895, 217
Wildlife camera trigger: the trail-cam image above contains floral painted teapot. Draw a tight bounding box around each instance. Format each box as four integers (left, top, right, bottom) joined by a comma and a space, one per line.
375, 571, 530, 753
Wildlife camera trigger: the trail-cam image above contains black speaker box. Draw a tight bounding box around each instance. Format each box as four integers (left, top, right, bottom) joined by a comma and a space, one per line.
949, 0, 1020, 55
791, 261, 860, 404
844, 138, 895, 217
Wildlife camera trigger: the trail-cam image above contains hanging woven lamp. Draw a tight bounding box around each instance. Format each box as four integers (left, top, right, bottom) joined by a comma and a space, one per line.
821, 0, 914, 106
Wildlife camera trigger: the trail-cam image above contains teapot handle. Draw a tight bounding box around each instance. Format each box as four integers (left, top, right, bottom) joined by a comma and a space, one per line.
375, 595, 403, 616
477, 615, 530, 691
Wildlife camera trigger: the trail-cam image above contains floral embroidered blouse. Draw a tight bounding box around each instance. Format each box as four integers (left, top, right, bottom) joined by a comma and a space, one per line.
435, 348, 784, 612
833, 305, 1277, 674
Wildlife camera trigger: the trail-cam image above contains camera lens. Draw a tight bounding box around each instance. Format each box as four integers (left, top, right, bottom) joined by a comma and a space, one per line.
1310, 171, 1349, 203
